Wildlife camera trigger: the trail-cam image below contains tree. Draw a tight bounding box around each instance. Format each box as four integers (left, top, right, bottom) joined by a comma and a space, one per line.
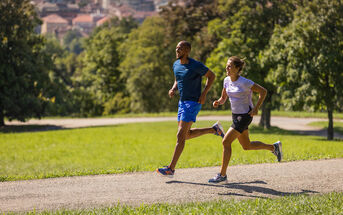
119, 16, 176, 112
262, 0, 343, 140
63, 29, 83, 54
75, 17, 137, 116
159, 0, 219, 62
0, 0, 52, 125
42, 36, 79, 116
157, 0, 221, 109
206, 0, 297, 127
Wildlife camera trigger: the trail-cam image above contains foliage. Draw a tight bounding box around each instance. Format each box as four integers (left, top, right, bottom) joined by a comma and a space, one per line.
42, 37, 79, 116
159, 0, 219, 62
75, 17, 137, 116
262, 0, 343, 139
120, 16, 176, 113
63, 29, 84, 54
206, 0, 298, 127
0, 0, 53, 125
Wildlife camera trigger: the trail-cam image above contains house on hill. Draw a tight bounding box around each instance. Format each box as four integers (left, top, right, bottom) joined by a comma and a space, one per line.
41, 14, 69, 38
72, 14, 95, 34
96, 16, 110, 26
37, 2, 79, 22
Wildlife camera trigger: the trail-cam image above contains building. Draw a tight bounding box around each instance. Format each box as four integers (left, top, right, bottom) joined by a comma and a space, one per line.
154, 0, 170, 11
96, 16, 110, 26
37, 2, 80, 23
122, 0, 155, 11
41, 14, 69, 37
72, 14, 95, 34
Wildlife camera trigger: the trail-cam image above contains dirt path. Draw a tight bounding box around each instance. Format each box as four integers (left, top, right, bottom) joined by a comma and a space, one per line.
1, 159, 343, 212
2, 116, 343, 212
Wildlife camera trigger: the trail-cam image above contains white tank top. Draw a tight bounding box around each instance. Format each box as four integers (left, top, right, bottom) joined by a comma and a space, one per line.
224, 76, 254, 114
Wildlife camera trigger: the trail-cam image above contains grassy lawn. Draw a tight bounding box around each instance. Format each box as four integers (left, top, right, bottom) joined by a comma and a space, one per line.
1, 121, 342, 182
309, 121, 343, 135
23, 192, 343, 215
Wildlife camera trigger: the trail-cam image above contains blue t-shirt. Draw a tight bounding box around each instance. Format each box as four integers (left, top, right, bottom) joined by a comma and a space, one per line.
173, 58, 209, 102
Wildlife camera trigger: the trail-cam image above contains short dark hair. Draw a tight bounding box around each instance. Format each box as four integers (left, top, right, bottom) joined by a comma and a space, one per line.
179, 40, 191, 50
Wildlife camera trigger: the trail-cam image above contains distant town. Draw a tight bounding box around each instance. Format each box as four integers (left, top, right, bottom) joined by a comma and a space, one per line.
31, 0, 174, 39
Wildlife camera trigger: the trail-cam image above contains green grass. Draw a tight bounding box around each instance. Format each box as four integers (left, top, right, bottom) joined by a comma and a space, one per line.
1, 121, 342, 182
26, 110, 343, 120
203, 110, 343, 119
308, 121, 343, 135
20, 192, 343, 215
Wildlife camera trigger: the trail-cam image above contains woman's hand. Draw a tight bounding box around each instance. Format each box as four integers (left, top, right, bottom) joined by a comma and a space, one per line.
248, 107, 258, 117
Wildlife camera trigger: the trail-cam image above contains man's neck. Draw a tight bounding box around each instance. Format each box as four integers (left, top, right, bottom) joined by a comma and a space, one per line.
180, 56, 189, 64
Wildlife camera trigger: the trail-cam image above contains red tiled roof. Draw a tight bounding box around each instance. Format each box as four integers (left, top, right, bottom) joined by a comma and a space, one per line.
42, 14, 68, 24
72, 14, 93, 23
133, 11, 157, 19
96, 16, 110, 26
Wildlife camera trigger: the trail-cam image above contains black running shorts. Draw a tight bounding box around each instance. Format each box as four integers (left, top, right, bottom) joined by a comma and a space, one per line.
231, 112, 253, 133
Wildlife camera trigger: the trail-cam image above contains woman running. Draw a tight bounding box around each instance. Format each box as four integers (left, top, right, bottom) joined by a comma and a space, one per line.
208, 56, 282, 183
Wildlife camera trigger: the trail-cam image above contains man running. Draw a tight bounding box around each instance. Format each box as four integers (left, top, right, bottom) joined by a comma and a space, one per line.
156, 41, 225, 177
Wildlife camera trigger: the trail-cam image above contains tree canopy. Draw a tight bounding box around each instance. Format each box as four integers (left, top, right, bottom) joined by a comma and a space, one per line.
262, 0, 343, 139
0, 0, 52, 125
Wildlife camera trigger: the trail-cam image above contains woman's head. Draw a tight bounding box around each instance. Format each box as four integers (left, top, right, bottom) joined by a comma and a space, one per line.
226, 56, 245, 76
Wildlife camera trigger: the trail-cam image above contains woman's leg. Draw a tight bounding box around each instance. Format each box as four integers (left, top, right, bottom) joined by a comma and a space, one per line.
237, 129, 274, 151
220, 127, 241, 176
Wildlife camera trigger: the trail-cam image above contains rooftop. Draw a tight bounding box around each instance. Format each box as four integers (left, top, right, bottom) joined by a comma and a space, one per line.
73, 14, 93, 23
96, 16, 110, 26
42, 14, 68, 24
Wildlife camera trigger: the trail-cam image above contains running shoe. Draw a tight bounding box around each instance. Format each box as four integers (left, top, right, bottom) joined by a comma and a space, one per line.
208, 173, 227, 183
212, 121, 225, 138
272, 141, 283, 162
156, 166, 175, 178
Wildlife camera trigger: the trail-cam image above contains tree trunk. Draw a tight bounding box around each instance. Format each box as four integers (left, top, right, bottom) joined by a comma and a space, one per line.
259, 103, 271, 129
0, 110, 4, 127
259, 104, 266, 127
327, 108, 334, 140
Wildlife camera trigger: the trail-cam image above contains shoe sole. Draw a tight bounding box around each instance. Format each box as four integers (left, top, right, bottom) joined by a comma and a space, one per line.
156, 169, 174, 178
208, 179, 227, 184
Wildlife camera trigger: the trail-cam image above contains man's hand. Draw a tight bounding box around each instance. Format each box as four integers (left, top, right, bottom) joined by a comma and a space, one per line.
169, 88, 176, 98
213, 100, 219, 108
198, 93, 206, 104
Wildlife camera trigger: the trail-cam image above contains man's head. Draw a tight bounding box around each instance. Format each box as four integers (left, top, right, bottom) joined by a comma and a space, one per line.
176, 41, 191, 59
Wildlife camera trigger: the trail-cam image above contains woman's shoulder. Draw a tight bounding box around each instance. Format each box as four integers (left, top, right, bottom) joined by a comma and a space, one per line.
224, 76, 231, 83
238, 76, 255, 86
239, 76, 253, 82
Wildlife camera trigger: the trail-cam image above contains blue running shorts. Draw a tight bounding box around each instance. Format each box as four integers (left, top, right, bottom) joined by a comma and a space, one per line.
177, 100, 202, 122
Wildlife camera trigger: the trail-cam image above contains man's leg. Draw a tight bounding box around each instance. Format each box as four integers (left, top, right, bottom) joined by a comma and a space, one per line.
186, 127, 216, 140
168, 120, 193, 170
237, 130, 274, 151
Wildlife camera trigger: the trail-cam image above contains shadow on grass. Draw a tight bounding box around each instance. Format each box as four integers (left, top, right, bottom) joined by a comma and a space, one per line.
166, 180, 318, 198
0, 124, 125, 134
250, 125, 343, 140
249, 125, 299, 136
0, 124, 64, 133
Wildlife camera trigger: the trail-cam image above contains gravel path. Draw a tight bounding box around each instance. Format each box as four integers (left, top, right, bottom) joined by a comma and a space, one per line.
2, 116, 343, 212
1, 159, 343, 212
